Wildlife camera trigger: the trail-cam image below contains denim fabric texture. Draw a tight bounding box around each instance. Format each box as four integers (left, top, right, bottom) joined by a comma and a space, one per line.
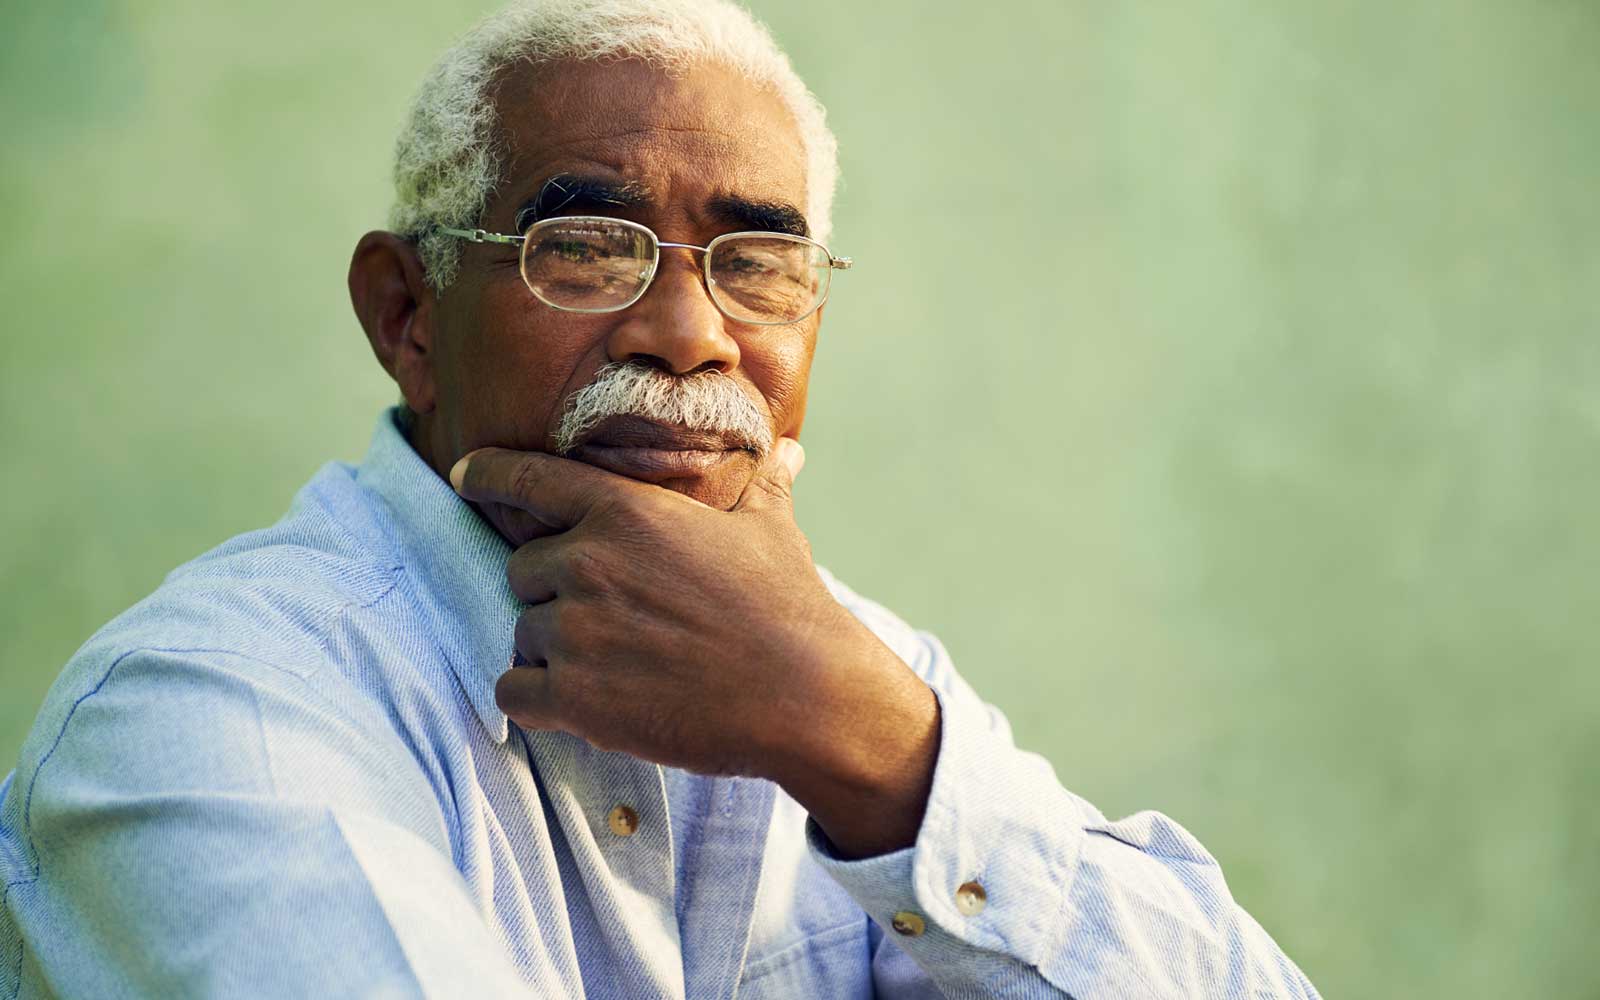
0, 409, 1320, 998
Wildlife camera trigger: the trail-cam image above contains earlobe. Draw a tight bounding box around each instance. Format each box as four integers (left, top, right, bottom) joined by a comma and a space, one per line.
348, 231, 438, 415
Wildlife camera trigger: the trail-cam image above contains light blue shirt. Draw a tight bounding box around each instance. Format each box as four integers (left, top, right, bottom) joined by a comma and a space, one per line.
1, 409, 1320, 998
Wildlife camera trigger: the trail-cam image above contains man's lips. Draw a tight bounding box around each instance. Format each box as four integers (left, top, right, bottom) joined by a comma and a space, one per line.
575, 415, 744, 451
569, 415, 753, 482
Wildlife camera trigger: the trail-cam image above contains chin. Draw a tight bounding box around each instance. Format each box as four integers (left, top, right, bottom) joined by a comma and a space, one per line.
567, 444, 759, 510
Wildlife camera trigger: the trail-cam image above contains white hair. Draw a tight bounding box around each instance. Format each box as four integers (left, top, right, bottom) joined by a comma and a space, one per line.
388, 0, 839, 292
554, 360, 773, 455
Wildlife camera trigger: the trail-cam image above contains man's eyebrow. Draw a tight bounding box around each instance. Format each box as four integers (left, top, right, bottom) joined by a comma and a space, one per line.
706, 195, 811, 239
513, 174, 652, 232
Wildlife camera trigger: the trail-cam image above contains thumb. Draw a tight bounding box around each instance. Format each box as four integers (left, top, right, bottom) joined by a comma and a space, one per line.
735, 438, 805, 512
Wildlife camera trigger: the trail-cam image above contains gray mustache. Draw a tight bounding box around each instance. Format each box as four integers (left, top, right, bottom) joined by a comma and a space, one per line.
554, 361, 774, 456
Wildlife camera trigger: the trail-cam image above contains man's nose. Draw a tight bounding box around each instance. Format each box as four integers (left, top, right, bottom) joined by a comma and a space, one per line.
604, 252, 740, 375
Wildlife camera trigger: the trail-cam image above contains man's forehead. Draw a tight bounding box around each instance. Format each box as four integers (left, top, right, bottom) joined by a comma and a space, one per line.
487, 58, 808, 225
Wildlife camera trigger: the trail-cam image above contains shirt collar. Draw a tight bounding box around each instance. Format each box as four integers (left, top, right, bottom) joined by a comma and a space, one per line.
355, 407, 520, 742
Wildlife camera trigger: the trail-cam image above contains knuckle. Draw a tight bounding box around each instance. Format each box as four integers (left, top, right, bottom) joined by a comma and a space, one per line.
550, 663, 590, 716
562, 543, 612, 591
602, 487, 656, 526
752, 475, 789, 503
546, 602, 583, 652
509, 454, 543, 502
507, 544, 530, 576
503, 509, 554, 545
507, 544, 534, 581
582, 495, 627, 534
605, 497, 670, 546
633, 498, 674, 531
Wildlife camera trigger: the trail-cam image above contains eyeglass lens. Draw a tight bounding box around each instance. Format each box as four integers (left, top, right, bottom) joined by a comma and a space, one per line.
519, 218, 830, 324
522, 219, 653, 312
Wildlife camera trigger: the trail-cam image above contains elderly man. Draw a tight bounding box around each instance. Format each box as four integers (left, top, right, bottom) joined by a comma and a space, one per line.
0, 1, 1319, 997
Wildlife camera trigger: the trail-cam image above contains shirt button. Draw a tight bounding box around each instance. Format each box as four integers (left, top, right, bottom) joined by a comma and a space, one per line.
955, 880, 987, 916
890, 910, 926, 937
607, 804, 639, 837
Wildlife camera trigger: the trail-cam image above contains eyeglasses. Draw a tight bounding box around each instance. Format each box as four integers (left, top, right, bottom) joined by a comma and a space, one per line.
439, 215, 852, 326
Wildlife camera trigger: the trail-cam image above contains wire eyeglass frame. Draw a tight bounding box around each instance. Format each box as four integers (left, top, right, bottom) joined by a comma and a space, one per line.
439, 215, 852, 326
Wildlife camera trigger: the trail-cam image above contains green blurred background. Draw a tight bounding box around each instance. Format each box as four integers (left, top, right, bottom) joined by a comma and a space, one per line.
3, 1, 1597, 994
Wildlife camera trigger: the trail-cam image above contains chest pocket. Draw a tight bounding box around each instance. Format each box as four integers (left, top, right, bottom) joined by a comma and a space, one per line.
738, 919, 872, 1000
737, 794, 874, 998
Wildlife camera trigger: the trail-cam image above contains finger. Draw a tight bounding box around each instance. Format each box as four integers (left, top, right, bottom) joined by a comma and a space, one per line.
513, 601, 557, 665
733, 437, 805, 513
507, 536, 565, 604
492, 505, 571, 548
451, 447, 644, 530
495, 661, 563, 732
779, 437, 806, 481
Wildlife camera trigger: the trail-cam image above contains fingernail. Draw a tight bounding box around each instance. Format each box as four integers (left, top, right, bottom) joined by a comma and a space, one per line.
780, 438, 806, 478
449, 455, 469, 493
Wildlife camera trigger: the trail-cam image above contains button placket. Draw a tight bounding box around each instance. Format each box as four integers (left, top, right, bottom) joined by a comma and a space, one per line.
521, 731, 682, 996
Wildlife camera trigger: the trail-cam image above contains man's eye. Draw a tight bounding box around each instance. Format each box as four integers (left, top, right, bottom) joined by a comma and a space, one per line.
724, 253, 776, 275
550, 240, 599, 262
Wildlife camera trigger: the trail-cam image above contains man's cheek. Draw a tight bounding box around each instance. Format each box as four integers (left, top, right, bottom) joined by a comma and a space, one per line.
757, 361, 812, 439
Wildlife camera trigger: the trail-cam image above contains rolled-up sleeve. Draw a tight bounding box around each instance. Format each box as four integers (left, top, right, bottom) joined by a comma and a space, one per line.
804, 628, 1321, 999
2, 646, 530, 999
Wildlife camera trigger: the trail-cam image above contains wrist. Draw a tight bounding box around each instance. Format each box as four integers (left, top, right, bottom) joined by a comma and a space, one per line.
769, 618, 942, 859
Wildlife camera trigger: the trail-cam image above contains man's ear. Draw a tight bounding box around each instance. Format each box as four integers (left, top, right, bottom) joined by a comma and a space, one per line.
348, 231, 439, 416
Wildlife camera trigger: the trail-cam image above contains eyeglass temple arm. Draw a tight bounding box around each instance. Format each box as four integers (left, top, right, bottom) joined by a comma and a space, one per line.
438, 227, 525, 246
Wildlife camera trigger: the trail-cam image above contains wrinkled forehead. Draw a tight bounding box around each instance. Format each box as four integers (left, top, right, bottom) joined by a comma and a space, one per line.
484, 57, 810, 232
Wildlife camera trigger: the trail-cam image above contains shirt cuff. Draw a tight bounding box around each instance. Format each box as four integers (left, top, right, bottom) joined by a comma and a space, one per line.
804, 677, 1103, 968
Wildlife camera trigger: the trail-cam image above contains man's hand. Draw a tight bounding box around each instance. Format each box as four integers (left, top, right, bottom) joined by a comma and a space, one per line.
450, 440, 941, 858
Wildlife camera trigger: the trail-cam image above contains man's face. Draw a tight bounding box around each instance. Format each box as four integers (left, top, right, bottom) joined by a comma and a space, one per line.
421, 58, 819, 511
